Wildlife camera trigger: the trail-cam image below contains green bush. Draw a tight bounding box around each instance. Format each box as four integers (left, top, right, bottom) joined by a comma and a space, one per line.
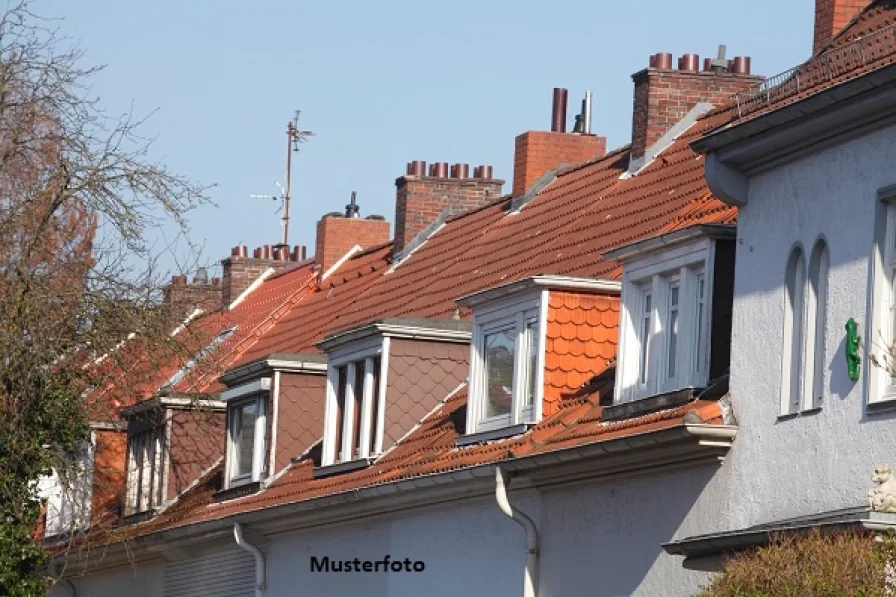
699, 529, 896, 597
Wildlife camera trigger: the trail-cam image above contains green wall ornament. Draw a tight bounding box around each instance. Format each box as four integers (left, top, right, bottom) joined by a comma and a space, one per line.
846, 318, 861, 383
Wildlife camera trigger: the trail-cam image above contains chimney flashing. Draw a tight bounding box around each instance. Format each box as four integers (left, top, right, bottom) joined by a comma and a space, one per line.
627, 102, 714, 175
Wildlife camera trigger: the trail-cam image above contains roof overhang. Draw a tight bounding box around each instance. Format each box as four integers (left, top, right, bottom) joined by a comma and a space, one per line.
457, 275, 621, 309
120, 395, 226, 418
219, 353, 328, 387
317, 317, 472, 352
693, 61, 896, 206
56, 422, 736, 574
603, 224, 736, 264
663, 508, 896, 572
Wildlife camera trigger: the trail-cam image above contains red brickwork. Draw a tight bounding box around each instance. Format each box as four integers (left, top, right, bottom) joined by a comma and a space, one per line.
631, 69, 763, 160
394, 176, 504, 255
221, 255, 293, 307
164, 277, 223, 314
512, 131, 607, 197
314, 215, 391, 272
814, 0, 870, 54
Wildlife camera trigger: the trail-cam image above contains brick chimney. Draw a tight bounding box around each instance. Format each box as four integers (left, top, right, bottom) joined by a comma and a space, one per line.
314, 193, 391, 272
221, 244, 307, 307
394, 161, 504, 256
814, 0, 869, 54
631, 49, 764, 162
163, 269, 222, 315
513, 88, 607, 197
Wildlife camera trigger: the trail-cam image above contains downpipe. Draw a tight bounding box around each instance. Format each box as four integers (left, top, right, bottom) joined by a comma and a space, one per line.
234, 522, 266, 597
496, 466, 539, 597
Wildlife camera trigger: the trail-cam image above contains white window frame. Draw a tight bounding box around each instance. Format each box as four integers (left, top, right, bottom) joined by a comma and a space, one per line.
125, 422, 166, 514
322, 336, 388, 467
870, 195, 896, 405
615, 240, 714, 403
224, 393, 267, 488
44, 432, 95, 537
466, 290, 546, 435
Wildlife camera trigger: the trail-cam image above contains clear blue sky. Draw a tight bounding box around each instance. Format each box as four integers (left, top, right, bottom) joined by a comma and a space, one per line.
42, 0, 813, 277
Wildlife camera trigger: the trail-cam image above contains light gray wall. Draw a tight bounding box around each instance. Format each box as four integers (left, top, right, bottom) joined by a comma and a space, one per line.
723, 123, 896, 529
53, 560, 164, 597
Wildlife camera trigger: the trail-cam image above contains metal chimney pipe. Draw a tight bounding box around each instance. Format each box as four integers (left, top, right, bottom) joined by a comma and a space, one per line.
733, 56, 751, 75
680, 54, 700, 72
551, 88, 568, 133
655, 53, 673, 70
583, 91, 593, 135
253, 247, 262, 259
408, 160, 426, 176
434, 162, 449, 178
232, 245, 248, 258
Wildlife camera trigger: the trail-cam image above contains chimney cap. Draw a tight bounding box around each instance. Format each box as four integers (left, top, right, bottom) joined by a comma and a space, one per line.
345, 191, 360, 218
193, 267, 209, 285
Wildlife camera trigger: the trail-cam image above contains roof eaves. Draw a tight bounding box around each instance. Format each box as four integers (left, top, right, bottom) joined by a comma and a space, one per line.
318, 317, 472, 352
219, 353, 327, 386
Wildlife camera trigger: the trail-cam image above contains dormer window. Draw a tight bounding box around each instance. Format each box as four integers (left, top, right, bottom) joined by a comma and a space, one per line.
458, 276, 621, 442
125, 413, 166, 515
320, 337, 386, 470
605, 225, 735, 406
221, 378, 270, 488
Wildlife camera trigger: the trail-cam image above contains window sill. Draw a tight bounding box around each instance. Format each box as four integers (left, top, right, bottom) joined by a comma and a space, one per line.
603, 388, 699, 422
777, 406, 822, 421
867, 397, 896, 414
455, 423, 531, 447
213, 480, 261, 503
313, 457, 374, 479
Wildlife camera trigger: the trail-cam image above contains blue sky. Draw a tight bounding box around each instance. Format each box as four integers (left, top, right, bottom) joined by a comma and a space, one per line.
43, 0, 812, 277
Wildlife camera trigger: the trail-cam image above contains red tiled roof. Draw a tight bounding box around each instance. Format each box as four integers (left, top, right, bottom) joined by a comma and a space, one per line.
726, 1, 896, 125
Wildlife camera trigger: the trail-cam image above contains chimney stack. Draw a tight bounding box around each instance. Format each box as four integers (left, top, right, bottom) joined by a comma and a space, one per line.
630, 47, 763, 162
315, 195, 390, 272
394, 161, 503, 256
163, 268, 223, 315
512, 88, 607, 197
221, 243, 307, 307
813, 0, 869, 54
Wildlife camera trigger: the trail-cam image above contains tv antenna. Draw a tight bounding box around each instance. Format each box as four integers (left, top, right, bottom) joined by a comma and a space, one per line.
249, 110, 314, 247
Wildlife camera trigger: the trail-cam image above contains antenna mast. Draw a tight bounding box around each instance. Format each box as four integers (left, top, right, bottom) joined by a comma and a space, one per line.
250, 110, 314, 248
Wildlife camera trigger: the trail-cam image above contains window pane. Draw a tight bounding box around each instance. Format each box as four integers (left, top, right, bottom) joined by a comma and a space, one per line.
352, 361, 365, 460
334, 365, 347, 461
640, 292, 652, 385
369, 357, 381, 456
695, 276, 705, 372
484, 328, 515, 419
668, 286, 679, 378
523, 319, 539, 409
234, 402, 257, 478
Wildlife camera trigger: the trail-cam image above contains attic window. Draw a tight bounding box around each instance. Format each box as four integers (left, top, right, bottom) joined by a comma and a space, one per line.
464, 291, 546, 437
125, 421, 166, 515
221, 377, 271, 489
321, 339, 386, 469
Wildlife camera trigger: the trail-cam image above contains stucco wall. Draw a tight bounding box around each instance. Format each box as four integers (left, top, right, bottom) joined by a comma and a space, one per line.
724, 123, 896, 529
53, 560, 164, 597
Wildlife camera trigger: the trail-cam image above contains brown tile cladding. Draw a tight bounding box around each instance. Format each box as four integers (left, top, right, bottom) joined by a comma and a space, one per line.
545, 292, 620, 416
513, 131, 607, 197
314, 214, 391, 272
275, 372, 327, 470
166, 408, 225, 501
384, 339, 469, 449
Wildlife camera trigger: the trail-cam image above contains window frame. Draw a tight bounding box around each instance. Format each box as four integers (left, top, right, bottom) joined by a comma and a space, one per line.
467, 291, 546, 435
322, 336, 388, 467
125, 418, 168, 515
615, 240, 713, 404
221, 378, 271, 489
870, 194, 896, 406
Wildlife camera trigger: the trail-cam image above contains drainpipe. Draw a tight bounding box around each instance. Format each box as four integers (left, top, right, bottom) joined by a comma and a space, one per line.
234, 522, 266, 597
495, 466, 539, 597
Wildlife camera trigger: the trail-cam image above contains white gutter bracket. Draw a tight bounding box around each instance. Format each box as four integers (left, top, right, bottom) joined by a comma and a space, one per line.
233, 522, 266, 597
496, 467, 539, 597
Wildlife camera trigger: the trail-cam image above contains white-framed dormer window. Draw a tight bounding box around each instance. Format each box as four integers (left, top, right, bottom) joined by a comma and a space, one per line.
467, 291, 546, 435
42, 433, 95, 537
322, 337, 387, 467
221, 378, 270, 488
125, 421, 166, 515
610, 229, 734, 404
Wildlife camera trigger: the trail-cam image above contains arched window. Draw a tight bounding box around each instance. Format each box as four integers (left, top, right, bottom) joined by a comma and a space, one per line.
805, 240, 829, 410
781, 247, 806, 415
